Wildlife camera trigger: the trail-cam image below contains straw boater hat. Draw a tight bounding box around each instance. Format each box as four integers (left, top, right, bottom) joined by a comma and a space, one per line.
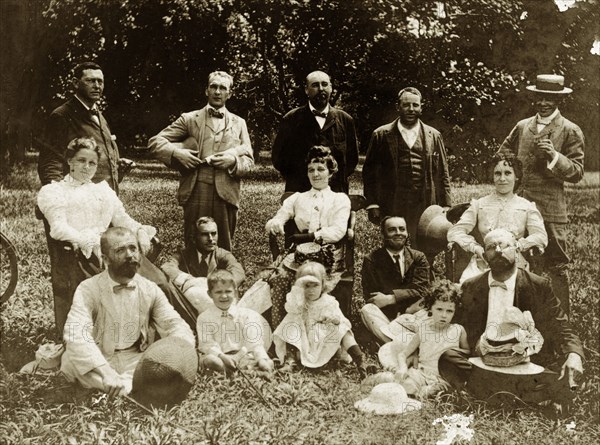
416, 205, 453, 255
130, 337, 198, 409
526, 74, 572, 94
355, 382, 421, 415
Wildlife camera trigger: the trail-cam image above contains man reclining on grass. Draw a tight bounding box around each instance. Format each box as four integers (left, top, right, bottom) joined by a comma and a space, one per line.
61, 227, 194, 397
161, 216, 245, 318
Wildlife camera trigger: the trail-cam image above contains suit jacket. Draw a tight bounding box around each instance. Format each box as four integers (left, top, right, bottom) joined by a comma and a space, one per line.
38, 96, 120, 192
457, 269, 584, 365
497, 112, 584, 223
361, 246, 430, 316
363, 119, 451, 214
162, 246, 245, 288
148, 106, 254, 207
62, 271, 194, 376
272, 105, 359, 193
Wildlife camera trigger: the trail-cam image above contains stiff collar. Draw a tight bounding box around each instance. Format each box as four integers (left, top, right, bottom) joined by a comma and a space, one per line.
63, 174, 92, 186
536, 108, 559, 126
74, 94, 99, 113
308, 102, 330, 116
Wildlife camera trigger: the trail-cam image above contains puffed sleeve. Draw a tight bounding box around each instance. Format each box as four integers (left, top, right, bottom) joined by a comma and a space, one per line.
265, 193, 299, 233
447, 198, 480, 253
519, 201, 548, 251
37, 183, 88, 247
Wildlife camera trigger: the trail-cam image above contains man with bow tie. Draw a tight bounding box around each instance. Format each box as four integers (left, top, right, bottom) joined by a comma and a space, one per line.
38, 62, 132, 193
497, 74, 585, 315
360, 216, 430, 343
149, 71, 254, 251
61, 227, 194, 397
161, 216, 245, 316
272, 70, 359, 194
442, 228, 584, 405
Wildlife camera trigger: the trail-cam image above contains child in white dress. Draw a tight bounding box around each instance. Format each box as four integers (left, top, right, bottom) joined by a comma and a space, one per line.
393, 279, 469, 398
273, 262, 369, 379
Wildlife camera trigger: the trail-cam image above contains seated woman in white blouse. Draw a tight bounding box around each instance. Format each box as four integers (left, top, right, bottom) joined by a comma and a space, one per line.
447, 153, 548, 283
265, 146, 351, 329
37, 137, 157, 336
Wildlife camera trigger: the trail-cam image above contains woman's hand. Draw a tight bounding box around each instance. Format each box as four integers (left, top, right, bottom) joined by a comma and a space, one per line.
77, 231, 101, 259
137, 228, 152, 256
265, 219, 285, 236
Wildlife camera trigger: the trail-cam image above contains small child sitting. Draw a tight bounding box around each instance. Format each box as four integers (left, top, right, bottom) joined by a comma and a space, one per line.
197, 270, 274, 374
273, 262, 369, 379
392, 279, 469, 398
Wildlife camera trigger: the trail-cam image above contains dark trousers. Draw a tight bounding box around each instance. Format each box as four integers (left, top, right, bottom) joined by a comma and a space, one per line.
183, 177, 237, 252
530, 222, 570, 315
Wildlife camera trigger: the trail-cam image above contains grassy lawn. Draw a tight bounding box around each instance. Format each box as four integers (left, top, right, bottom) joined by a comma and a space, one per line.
1, 154, 599, 444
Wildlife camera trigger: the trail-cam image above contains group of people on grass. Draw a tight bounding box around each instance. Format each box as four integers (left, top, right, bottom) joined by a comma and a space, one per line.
34, 62, 585, 410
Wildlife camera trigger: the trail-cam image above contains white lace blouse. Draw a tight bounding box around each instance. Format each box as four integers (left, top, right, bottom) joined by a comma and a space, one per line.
37, 175, 155, 253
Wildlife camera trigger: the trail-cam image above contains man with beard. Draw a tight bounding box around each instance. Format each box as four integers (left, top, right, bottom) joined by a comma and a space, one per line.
442, 228, 584, 405
161, 216, 245, 314
360, 216, 430, 342
497, 75, 584, 316
272, 70, 359, 193
61, 227, 194, 397
363, 87, 451, 250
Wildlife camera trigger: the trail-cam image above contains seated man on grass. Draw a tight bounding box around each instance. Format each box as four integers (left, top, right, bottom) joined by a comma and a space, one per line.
161, 216, 245, 315
61, 227, 194, 397
360, 216, 430, 343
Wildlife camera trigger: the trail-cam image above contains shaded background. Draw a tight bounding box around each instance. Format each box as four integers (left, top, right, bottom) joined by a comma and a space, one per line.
1, 0, 598, 182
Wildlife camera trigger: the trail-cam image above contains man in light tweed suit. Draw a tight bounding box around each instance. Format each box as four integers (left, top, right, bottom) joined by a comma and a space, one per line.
149, 71, 254, 251
498, 74, 585, 315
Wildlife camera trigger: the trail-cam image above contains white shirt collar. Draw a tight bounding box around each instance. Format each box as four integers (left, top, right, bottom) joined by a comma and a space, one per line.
308, 102, 330, 115
309, 186, 330, 195
488, 268, 518, 292
397, 120, 420, 133
536, 108, 559, 126
64, 174, 91, 185
75, 94, 98, 112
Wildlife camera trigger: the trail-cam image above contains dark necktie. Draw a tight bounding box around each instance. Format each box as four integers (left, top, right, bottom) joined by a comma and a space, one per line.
113, 283, 136, 293
393, 254, 402, 275
198, 257, 209, 277
208, 108, 224, 119
312, 109, 327, 118
490, 280, 508, 290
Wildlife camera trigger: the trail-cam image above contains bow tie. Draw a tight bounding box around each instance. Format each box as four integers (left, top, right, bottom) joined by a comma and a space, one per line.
113, 283, 136, 293
208, 108, 224, 119
312, 109, 327, 118
490, 281, 508, 290
221, 310, 233, 318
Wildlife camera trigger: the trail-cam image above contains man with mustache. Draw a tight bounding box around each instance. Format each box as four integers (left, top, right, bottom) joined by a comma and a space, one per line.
363, 87, 451, 250
38, 61, 132, 193
161, 216, 245, 315
272, 70, 359, 194
360, 216, 430, 342
497, 75, 585, 316
61, 227, 194, 397
443, 228, 584, 406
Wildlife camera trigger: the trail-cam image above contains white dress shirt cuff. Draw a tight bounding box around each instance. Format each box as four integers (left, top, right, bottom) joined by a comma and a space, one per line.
547, 151, 560, 170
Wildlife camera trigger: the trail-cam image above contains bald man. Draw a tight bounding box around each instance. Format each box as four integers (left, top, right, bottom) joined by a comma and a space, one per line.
272, 70, 359, 193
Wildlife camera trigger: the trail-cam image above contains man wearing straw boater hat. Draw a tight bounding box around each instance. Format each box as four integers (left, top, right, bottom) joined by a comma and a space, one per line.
497, 74, 585, 316
442, 229, 584, 407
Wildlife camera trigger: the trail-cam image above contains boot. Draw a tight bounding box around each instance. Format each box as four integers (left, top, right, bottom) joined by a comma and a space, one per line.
347, 345, 368, 380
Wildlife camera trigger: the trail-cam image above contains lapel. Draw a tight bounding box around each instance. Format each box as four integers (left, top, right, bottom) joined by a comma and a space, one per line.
403, 247, 415, 277
303, 105, 323, 131
420, 121, 434, 155
526, 115, 539, 136
384, 120, 401, 167
539, 112, 563, 139
69, 96, 97, 127
194, 106, 208, 139
513, 268, 527, 309
98, 271, 119, 322
207, 250, 217, 275
321, 106, 336, 132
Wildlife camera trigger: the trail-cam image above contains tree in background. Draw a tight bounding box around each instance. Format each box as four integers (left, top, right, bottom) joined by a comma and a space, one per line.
1, 0, 597, 179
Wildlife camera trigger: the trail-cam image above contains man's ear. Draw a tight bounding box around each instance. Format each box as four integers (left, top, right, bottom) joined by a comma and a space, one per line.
72, 77, 80, 90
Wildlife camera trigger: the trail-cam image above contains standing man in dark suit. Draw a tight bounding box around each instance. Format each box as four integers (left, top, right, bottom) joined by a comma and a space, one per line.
360, 216, 430, 342
443, 228, 584, 405
148, 71, 254, 252
497, 74, 584, 315
272, 70, 359, 193
363, 87, 451, 249
38, 62, 128, 193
